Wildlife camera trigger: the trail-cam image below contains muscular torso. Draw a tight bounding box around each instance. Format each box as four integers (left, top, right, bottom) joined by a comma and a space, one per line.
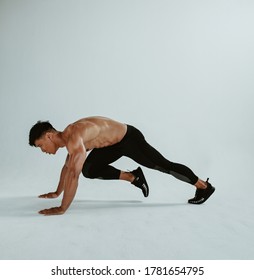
63, 116, 127, 151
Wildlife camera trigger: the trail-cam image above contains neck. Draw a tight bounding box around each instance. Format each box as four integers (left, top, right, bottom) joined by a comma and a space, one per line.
53, 132, 66, 148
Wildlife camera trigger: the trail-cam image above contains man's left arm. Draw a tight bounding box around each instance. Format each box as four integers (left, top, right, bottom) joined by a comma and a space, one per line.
39, 136, 86, 216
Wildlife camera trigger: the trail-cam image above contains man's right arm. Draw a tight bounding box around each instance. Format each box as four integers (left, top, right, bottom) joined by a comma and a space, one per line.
39, 155, 69, 199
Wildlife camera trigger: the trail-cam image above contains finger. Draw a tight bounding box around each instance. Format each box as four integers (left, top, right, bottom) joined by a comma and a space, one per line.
38, 194, 47, 198
39, 208, 52, 214
39, 210, 52, 215
39, 193, 57, 199
38, 207, 62, 215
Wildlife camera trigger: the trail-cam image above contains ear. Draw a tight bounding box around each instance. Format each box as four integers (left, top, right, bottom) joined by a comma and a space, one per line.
45, 132, 54, 141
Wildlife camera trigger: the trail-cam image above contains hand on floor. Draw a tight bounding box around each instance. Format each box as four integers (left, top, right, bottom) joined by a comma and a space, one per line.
38, 192, 58, 199
39, 206, 65, 216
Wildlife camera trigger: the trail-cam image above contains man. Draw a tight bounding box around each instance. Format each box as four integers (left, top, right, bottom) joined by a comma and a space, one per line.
29, 116, 215, 215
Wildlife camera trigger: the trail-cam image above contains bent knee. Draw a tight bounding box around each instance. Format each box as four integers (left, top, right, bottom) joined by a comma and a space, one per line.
82, 163, 97, 179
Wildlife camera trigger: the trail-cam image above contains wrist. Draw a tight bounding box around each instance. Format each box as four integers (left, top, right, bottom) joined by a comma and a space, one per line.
55, 190, 62, 197
60, 205, 67, 213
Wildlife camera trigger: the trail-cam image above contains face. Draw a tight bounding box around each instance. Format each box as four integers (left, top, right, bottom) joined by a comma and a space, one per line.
35, 133, 57, 155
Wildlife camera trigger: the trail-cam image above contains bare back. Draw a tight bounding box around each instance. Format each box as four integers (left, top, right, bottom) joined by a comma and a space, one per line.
63, 116, 127, 151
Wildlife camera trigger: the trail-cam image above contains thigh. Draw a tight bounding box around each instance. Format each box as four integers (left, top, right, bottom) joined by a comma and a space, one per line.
85, 145, 123, 168
123, 127, 169, 169
128, 140, 168, 168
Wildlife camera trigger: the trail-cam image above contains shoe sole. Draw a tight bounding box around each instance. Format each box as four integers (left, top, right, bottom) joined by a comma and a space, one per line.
188, 186, 215, 205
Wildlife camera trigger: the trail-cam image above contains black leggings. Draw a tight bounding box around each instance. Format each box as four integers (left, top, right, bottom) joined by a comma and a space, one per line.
82, 125, 199, 185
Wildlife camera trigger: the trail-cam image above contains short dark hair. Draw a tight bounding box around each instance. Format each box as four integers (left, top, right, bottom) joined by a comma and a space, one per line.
29, 121, 56, 146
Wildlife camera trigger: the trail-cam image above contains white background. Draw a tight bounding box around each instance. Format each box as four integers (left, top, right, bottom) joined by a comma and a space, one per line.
0, 0, 254, 260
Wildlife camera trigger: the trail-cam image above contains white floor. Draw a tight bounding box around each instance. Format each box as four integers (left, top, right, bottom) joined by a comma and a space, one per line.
1, 153, 254, 260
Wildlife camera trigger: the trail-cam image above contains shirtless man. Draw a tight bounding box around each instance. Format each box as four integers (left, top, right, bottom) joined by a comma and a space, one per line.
29, 116, 215, 215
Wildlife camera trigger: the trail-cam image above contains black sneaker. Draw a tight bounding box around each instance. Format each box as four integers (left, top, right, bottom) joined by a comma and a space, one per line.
131, 167, 149, 197
188, 178, 215, 204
